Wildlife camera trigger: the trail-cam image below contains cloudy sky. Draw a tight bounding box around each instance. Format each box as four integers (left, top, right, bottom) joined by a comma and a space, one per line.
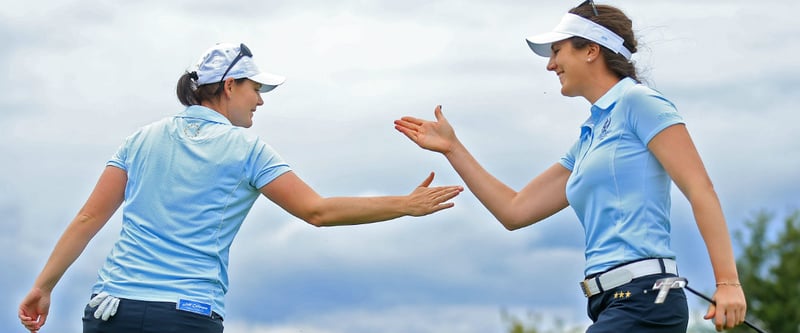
2, 0, 798, 332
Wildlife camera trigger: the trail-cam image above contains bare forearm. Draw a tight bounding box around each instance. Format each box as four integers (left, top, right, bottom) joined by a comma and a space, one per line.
443, 140, 518, 225
33, 214, 100, 292
262, 170, 461, 227
310, 196, 411, 227
34, 167, 125, 291
691, 191, 739, 282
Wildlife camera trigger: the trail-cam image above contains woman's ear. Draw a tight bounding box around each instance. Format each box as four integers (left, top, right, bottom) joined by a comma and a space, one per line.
223, 77, 236, 97
586, 43, 601, 62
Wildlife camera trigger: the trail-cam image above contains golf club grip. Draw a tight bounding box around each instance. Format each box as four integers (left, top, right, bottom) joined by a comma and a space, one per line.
684, 286, 768, 333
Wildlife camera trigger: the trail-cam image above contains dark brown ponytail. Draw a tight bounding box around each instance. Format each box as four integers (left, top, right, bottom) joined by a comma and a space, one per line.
176, 72, 199, 106
176, 72, 242, 107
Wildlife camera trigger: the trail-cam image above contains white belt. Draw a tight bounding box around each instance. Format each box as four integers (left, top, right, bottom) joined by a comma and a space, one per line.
579, 258, 678, 297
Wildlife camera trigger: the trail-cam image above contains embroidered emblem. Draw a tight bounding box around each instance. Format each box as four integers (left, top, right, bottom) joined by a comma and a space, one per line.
597, 118, 611, 140
184, 123, 201, 138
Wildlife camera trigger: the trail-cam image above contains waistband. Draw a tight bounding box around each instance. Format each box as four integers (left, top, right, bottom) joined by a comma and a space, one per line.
89, 294, 224, 320
579, 258, 678, 297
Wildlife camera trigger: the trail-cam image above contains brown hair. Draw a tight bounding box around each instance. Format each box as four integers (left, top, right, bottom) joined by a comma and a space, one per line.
176, 72, 246, 107
568, 3, 639, 82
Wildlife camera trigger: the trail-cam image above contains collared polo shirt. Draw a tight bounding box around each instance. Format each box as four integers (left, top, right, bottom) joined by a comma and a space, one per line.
559, 77, 684, 276
93, 105, 291, 318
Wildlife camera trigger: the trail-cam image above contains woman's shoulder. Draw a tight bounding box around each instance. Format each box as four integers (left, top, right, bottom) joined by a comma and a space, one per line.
227, 126, 267, 145
621, 82, 665, 100
123, 116, 172, 140
619, 82, 676, 110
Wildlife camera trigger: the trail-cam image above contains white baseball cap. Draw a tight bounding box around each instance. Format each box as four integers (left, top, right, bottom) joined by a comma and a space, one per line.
525, 13, 632, 60
190, 42, 286, 93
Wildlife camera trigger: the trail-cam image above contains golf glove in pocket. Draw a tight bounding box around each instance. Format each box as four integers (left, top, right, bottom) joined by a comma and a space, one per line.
88, 292, 120, 321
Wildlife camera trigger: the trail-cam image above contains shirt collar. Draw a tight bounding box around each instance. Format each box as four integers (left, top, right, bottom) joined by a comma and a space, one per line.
176, 105, 232, 125
581, 77, 637, 135
592, 77, 637, 112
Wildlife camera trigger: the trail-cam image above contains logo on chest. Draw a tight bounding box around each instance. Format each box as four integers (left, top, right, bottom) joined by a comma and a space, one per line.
597, 118, 612, 140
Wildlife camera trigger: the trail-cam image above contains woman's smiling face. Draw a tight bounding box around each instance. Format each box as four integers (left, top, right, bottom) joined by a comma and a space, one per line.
226, 79, 264, 128
546, 39, 591, 98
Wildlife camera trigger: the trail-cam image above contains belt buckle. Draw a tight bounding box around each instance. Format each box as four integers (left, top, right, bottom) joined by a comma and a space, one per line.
580, 279, 592, 297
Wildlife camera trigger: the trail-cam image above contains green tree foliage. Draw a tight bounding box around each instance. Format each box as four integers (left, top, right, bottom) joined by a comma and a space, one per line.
501, 309, 584, 333
729, 209, 800, 333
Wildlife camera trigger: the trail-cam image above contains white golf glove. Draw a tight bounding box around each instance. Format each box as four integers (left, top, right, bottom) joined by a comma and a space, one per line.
88, 292, 120, 321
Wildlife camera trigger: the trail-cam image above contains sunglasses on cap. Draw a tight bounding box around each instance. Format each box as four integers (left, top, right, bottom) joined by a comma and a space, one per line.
216, 43, 253, 93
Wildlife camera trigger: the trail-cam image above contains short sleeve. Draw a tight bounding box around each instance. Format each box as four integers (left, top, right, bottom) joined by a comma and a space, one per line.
624, 86, 685, 145
559, 138, 580, 171
107, 135, 133, 171
247, 139, 292, 190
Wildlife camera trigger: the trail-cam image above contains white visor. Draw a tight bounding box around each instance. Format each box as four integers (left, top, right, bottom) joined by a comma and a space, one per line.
525, 13, 632, 60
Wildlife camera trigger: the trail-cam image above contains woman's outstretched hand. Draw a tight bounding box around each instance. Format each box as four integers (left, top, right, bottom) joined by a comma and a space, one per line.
406, 171, 463, 216
394, 105, 457, 155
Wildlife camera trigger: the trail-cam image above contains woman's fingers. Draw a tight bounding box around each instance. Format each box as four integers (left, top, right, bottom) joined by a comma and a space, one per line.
434, 105, 445, 121
418, 172, 435, 188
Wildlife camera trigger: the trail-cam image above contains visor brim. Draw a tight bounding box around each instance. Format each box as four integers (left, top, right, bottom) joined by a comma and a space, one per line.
525, 31, 573, 58
250, 72, 286, 93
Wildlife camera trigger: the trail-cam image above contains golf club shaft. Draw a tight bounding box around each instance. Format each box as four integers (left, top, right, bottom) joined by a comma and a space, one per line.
684, 286, 767, 333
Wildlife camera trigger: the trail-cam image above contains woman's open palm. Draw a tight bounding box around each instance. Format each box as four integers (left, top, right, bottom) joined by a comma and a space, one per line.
394, 105, 456, 154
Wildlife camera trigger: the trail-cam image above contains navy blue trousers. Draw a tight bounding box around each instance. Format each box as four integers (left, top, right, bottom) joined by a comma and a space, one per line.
82, 296, 224, 333
586, 273, 689, 333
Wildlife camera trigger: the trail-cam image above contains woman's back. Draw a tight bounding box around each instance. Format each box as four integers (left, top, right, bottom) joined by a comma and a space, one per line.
94, 105, 291, 317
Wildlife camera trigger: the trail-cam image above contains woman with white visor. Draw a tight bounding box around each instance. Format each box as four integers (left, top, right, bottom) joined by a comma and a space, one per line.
394, 1, 747, 332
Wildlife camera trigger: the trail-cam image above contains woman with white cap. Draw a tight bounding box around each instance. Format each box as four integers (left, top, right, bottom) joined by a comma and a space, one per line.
18, 42, 463, 333
394, 1, 746, 332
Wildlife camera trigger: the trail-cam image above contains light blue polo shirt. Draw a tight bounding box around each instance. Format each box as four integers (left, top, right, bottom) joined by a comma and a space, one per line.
93, 105, 291, 318
559, 77, 684, 276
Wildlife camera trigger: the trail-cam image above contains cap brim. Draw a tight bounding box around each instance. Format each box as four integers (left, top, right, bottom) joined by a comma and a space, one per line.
250, 72, 286, 93
525, 31, 573, 57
